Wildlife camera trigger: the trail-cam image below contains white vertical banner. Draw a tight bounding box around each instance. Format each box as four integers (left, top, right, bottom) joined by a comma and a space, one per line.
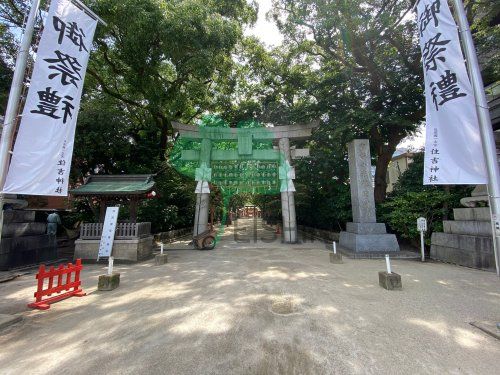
417, 0, 487, 185
3, 0, 97, 196
98, 207, 119, 261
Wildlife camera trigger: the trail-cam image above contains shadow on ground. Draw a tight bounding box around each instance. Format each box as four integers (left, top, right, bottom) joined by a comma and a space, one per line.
0, 219, 499, 374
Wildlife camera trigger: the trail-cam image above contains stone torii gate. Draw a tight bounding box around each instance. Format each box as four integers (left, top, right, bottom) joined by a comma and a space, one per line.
172, 121, 318, 243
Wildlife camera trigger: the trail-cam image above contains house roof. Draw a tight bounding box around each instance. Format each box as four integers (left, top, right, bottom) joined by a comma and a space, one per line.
70, 175, 155, 196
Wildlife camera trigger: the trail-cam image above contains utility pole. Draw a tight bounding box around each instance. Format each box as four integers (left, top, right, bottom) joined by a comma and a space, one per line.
0, 0, 42, 243
451, 0, 500, 277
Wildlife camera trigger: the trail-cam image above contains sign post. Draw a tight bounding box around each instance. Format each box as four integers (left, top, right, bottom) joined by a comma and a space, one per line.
97, 207, 119, 261
97, 207, 120, 291
385, 254, 392, 274
417, 217, 427, 262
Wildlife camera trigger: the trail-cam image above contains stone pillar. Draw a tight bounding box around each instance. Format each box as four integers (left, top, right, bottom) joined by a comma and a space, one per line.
193, 138, 211, 237
279, 137, 297, 243
347, 139, 377, 224
193, 192, 210, 236
339, 139, 399, 252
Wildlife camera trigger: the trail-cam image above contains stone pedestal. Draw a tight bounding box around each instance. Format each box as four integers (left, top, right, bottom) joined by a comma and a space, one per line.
329, 252, 343, 264
340, 230, 399, 252
431, 206, 495, 270
98, 273, 120, 291
339, 140, 399, 252
74, 236, 153, 262
378, 271, 402, 290
154, 253, 168, 265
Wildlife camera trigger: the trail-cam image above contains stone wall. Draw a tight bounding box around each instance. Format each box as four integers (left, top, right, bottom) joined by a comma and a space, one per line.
431, 207, 495, 271
297, 225, 339, 242
0, 210, 57, 270
154, 228, 192, 242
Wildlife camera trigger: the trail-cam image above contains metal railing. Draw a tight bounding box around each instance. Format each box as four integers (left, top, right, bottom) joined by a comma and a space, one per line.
80, 222, 151, 240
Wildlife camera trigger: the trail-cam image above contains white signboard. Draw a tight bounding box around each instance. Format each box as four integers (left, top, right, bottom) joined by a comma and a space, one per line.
3, 0, 97, 196
417, 217, 427, 232
417, 0, 487, 185
98, 207, 119, 260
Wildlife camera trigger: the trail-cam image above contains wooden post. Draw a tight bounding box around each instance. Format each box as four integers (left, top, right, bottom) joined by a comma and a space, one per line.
130, 197, 138, 223
99, 198, 107, 222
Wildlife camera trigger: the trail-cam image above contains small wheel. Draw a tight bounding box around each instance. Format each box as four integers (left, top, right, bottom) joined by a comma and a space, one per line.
193, 239, 200, 250
202, 236, 216, 250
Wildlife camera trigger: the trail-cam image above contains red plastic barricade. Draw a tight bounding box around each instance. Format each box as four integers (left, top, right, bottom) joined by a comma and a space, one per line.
28, 259, 86, 310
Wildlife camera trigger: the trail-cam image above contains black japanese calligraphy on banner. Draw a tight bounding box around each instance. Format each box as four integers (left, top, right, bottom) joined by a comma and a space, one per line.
4, 0, 98, 196
417, 0, 486, 185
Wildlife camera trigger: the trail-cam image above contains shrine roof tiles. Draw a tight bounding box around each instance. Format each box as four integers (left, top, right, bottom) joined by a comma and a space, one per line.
70, 174, 155, 196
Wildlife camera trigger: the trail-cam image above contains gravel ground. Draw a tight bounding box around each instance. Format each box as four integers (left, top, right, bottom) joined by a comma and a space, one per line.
0, 219, 499, 374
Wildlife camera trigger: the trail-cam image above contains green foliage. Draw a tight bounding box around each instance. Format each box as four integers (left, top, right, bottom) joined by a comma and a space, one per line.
380, 152, 473, 245
264, 0, 425, 202
137, 171, 196, 233
390, 152, 427, 194
85, 0, 257, 154
0, 57, 12, 114
294, 154, 352, 231
469, 0, 500, 84
72, 94, 137, 176
3, 0, 491, 236
379, 190, 455, 245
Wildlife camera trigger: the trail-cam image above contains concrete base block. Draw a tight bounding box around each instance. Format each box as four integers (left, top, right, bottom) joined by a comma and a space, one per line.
154, 253, 168, 265
329, 253, 343, 264
340, 231, 400, 252
378, 271, 402, 290
0, 314, 22, 330
98, 273, 120, 291
75, 236, 153, 262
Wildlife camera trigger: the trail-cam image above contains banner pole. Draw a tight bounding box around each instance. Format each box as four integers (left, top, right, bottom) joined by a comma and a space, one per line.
0, 0, 42, 244
451, 0, 500, 277
0, 0, 41, 187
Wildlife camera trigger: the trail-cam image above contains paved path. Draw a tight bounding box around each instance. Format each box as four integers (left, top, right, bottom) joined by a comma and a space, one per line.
0, 219, 499, 374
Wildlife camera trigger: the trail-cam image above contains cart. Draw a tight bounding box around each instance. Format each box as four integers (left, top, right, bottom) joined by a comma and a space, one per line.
193, 229, 216, 250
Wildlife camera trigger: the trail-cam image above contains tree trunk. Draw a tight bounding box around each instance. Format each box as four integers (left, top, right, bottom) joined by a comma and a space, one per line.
373, 142, 398, 204
157, 116, 171, 156
370, 124, 407, 204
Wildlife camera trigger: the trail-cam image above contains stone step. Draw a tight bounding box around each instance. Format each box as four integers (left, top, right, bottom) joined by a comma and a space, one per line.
443, 220, 492, 236
431, 231, 492, 253
431, 232, 495, 271
340, 249, 420, 259
453, 207, 490, 222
